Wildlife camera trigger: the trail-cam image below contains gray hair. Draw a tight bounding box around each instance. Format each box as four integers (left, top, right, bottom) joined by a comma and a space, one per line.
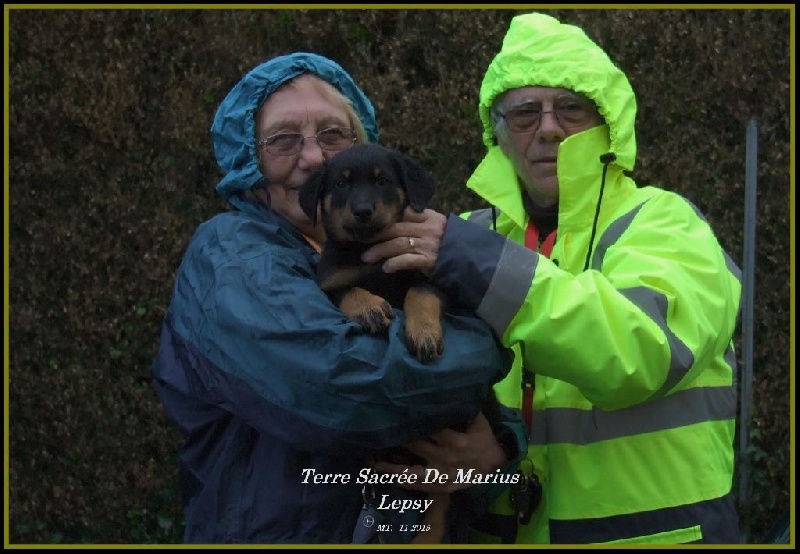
490, 94, 510, 146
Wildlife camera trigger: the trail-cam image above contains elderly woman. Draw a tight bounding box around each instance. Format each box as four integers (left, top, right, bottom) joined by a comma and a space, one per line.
150, 52, 524, 544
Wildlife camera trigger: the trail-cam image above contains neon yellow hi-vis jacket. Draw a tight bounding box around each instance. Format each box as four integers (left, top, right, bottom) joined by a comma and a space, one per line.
429, 13, 743, 545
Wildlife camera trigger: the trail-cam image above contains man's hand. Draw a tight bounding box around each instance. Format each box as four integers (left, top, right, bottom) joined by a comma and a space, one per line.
373, 412, 506, 494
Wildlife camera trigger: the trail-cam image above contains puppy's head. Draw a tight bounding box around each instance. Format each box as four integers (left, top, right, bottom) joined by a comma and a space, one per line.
299, 144, 435, 244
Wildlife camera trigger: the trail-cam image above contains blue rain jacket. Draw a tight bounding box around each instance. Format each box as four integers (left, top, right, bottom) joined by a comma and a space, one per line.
151, 53, 520, 544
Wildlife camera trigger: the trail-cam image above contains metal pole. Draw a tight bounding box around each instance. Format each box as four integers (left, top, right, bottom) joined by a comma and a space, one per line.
738, 118, 757, 543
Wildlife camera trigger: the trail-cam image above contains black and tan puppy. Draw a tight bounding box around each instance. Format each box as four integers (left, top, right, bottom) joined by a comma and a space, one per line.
299, 143, 445, 363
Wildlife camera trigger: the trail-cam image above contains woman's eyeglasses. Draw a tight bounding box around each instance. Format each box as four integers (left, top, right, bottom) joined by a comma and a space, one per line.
257, 127, 356, 156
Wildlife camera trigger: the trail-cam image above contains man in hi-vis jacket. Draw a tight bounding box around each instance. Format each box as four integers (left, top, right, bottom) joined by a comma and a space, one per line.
365, 12, 741, 545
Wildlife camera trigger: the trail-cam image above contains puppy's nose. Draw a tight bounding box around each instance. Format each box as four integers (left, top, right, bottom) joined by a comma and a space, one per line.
352, 203, 374, 222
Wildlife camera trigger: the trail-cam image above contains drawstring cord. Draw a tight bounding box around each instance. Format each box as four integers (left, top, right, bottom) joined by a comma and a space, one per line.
583, 152, 617, 271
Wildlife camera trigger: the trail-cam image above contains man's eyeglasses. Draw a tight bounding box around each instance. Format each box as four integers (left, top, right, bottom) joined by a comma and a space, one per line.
257, 126, 356, 156
498, 97, 597, 134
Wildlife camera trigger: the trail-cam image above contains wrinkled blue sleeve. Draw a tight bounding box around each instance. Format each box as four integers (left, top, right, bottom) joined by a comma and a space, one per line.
152, 211, 511, 458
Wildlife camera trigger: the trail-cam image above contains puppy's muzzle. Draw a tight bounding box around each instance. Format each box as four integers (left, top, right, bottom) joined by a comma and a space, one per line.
351, 202, 375, 223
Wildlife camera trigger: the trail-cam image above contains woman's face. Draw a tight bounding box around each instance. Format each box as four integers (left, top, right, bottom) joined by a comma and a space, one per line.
255, 75, 353, 240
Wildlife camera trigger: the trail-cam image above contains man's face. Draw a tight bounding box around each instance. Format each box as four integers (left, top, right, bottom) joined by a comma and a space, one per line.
496, 86, 603, 207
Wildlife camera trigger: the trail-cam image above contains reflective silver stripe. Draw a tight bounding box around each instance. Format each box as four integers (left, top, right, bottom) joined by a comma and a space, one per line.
723, 249, 742, 283
590, 202, 645, 270
594, 198, 741, 284
550, 492, 739, 543
687, 199, 744, 324
476, 239, 538, 337
593, 199, 730, 398
724, 343, 738, 375
530, 385, 736, 445
619, 286, 695, 399
466, 208, 495, 228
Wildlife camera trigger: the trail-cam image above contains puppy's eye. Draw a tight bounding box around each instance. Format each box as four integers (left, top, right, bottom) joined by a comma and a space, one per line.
376, 176, 390, 187
335, 180, 347, 189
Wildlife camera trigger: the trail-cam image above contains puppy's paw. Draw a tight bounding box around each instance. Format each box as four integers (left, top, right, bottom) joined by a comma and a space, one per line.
406, 327, 444, 363
356, 302, 394, 334
403, 286, 444, 362
340, 288, 394, 334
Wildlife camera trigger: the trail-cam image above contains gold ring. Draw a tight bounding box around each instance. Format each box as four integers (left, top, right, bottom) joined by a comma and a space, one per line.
408, 237, 415, 251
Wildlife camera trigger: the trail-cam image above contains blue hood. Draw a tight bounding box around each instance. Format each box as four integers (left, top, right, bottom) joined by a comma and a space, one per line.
211, 52, 380, 201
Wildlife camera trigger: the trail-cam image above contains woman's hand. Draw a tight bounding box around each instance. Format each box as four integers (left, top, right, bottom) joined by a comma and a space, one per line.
373, 412, 506, 494
361, 207, 447, 276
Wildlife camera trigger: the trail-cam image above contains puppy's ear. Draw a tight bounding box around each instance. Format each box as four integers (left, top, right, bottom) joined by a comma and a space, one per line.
391, 151, 436, 212
298, 165, 327, 225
